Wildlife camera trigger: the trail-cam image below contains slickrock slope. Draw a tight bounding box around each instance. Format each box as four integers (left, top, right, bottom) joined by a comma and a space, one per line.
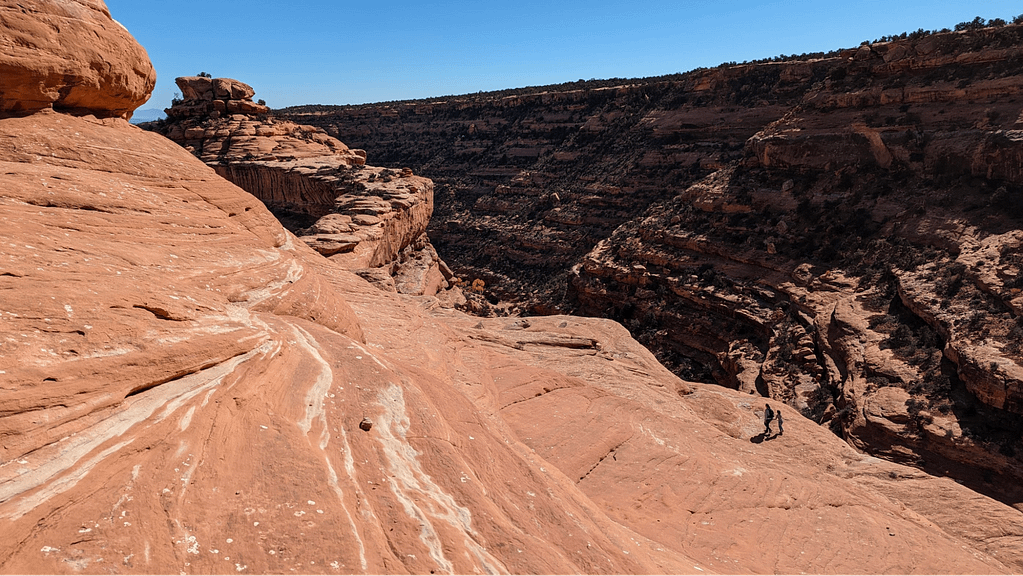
149, 77, 453, 297
285, 24, 1023, 502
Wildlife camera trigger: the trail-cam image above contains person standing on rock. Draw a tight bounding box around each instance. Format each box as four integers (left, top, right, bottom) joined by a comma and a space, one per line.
763, 403, 775, 436
776, 410, 784, 436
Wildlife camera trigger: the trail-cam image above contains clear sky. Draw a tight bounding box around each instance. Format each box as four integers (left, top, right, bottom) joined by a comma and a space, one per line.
106, 0, 1023, 111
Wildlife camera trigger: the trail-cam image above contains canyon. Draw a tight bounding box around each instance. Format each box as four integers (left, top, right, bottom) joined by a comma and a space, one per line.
3, 1, 1023, 574
280, 23, 1023, 510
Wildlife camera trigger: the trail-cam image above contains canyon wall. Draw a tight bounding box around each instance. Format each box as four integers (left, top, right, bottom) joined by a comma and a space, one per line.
281, 58, 835, 312
282, 24, 1023, 504
148, 77, 454, 298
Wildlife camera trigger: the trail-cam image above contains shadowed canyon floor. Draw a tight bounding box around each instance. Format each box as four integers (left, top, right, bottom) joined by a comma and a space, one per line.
4, 1, 1023, 573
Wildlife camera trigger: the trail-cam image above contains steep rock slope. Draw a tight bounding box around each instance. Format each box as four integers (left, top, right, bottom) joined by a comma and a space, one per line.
284, 25, 1023, 501
148, 77, 453, 297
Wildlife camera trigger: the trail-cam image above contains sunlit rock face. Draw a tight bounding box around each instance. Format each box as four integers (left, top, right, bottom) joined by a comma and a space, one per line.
0, 0, 155, 118
150, 77, 456, 299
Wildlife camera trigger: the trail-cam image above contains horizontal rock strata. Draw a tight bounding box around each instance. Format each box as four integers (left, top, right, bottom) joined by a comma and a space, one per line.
150, 78, 455, 297
283, 23, 1023, 503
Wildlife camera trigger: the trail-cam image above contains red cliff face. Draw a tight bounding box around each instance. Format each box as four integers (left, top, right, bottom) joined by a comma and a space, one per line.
283, 25, 1023, 510
149, 78, 456, 299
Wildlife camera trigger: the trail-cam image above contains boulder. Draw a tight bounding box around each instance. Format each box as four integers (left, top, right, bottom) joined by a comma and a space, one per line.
176, 76, 214, 101
0, 0, 155, 118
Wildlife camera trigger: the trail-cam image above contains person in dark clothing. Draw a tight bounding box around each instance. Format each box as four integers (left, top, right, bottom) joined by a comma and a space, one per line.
763, 403, 775, 436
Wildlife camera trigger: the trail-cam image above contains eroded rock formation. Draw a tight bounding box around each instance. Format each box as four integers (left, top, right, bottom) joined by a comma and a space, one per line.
167, 76, 270, 118
150, 77, 454, 298
0, 0, 155, 118
283, 24, 1023, 507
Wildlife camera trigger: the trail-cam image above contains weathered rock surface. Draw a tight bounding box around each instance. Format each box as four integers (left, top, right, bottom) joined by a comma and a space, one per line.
4, 7, 1023, 573
150, 79, 454, 297
3, 111, 1023, 574
0, 0, 155, 118
285, 24, 1023, 506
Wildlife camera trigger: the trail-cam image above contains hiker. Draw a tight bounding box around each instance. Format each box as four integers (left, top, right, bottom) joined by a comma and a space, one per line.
776, 410, 784, 436
763, 403, 775, 436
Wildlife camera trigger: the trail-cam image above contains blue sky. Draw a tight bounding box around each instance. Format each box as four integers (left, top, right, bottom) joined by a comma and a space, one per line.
106, 1, 1023, 110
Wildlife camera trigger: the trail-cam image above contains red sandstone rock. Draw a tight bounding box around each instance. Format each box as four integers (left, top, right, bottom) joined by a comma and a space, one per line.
168, 77, 269, 118
9, 110, 1022, 574
152, 80, 454, 298
0, 0, 155, 118
4, 8, 1023, 574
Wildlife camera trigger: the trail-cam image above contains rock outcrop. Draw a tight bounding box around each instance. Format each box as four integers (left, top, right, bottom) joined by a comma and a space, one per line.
166, 76, 270, 119
5, 4, 1023, 574
150, 78, 454, 298
0, 0, 155, 118
282, 24, 1023, 507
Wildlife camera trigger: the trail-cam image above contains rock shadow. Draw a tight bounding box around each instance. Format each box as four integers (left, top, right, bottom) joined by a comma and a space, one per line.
751, 431, 783, 443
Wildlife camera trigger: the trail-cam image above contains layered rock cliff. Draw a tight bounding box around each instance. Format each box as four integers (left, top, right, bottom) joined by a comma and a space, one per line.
148, 77, 455, 298
280, 61, 831, 312
6, 2, 1023, 574
282, 24, 1023, 506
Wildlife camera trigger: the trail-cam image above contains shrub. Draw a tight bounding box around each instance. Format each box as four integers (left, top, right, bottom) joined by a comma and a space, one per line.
955, 17, 986, 32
